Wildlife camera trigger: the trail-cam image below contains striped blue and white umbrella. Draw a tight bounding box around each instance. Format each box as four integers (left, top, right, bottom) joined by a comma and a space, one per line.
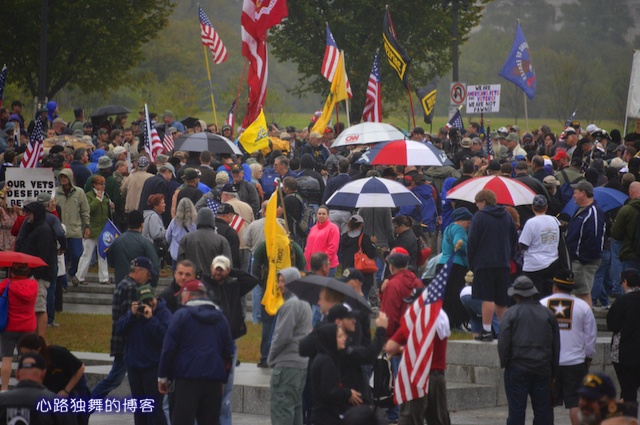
326, 177, 421, 208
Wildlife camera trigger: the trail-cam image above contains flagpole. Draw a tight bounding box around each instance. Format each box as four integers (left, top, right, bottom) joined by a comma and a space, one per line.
523, 92, 529, 132
203, 44, 219, 129
341, 50, 350, 127
407, 84, 416, 129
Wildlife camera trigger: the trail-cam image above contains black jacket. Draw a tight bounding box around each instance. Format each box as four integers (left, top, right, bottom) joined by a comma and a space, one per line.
607, 291, 640, 366
15, 202, 57, 282
202, 269, 260, 339
214, 218, 241, 268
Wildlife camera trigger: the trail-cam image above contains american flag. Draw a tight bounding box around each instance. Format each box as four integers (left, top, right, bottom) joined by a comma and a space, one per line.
230, 214, 246, 232
486, 136, 494, 161
199, 7, 228, 64
321, 24, 352, 99
143, 104, 163, 163
206, 197, 220, 216
394, 252, 454, 404
163, 129, 174, 153
445, 109, 464, 130
225, 100, 236, 128
361, 51, 382, 123
0, 65, 7, 109
564, 110, 576, 128
21, 116, 44, 168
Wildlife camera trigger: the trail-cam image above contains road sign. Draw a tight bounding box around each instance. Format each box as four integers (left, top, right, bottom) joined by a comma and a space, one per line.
450, 82, 466, 106
466, 84, 501, 113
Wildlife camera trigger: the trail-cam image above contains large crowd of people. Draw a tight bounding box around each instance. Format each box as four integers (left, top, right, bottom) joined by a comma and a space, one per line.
0, 101, 639, 424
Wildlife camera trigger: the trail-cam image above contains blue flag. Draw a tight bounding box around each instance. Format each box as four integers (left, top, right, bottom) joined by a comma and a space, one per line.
499, 23, 536, 100
98, 219, 121, 259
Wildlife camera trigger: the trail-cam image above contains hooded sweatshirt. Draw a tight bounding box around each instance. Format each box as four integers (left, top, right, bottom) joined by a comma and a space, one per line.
55, 168, 90, 238
16, 202, 57, 281
268, 268, 313, 369
380, 269, 424, 339
158, 298, 234, 382
467, 205, 518, 272
87, 149, 106, 174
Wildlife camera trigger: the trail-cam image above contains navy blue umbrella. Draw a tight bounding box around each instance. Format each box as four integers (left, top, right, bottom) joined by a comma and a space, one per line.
325, 177, 421, 208
562, 186, 628, 216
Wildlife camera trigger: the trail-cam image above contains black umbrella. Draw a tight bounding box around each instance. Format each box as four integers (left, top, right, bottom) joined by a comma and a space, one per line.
89, 105, 131, 118
180, 117, 200, 129
286, 275, 371, 312
173, 132, 242, 155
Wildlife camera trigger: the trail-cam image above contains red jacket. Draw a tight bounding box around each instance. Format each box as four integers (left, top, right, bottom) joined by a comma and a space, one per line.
0, 277, 37, 333
380, 269, 424, 339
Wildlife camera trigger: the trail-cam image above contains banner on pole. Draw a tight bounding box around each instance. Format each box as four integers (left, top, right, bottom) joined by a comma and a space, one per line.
626, 51, 640, 118
5, 168, 55, 208
466, 84, 501, 114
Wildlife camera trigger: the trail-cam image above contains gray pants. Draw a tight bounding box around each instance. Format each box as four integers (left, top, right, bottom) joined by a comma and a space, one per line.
399, 371, 451, 425
270, 367, 307, 425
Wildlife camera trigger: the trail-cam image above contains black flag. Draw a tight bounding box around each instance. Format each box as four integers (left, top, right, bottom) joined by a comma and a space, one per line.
416, 78, 438, 124
383, 6, 412, 89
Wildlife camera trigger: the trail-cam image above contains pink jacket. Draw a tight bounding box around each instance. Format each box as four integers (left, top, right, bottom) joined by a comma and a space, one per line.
304, 220, 340, 270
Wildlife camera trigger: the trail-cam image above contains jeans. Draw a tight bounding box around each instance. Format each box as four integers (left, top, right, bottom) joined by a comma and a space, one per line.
460, 294, 500, 335
252, 285, 263, 324
128, 367, 166, 425
609, 239, 623, 295
260, 306, 276, 363
504, 366, 552, 425
592, 249, 612, 306
91, 354, 127, 399
220, 342, 237, 425
47, 262, 58, 324
66, 237, 84, 277
386, 356, 400, 422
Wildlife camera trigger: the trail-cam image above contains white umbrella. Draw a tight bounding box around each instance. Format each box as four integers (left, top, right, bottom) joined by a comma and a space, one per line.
445, 176, 537, 206
326, 177, 421, 208
331, 122, 406, 147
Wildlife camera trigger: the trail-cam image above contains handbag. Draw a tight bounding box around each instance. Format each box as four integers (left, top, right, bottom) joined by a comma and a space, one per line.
354, 233, 378, 274
0, 280, 10, 332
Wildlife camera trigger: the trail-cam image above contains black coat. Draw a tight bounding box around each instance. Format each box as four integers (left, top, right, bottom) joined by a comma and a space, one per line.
15, 203, 57, 282
607, 291, 640, 366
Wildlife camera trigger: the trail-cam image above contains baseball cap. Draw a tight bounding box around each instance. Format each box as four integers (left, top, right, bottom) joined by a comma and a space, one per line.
137, 156, 150, 168
217, 203, 234, 215
576, 373, 616, 400
563, 128, 577, 137
176, 279, 207, 296
586, 124, 599, 134
113, 146, 126, 155
279, 132, 292, 140
571, 180, 594, 196
349, 214, 364, 224
18, 353, 46, 371
37, 192, 52, 203
309, 131, 322, 139
130, 256, 157, 277
211, 255, 231, 271
552, 150, 569, 161
161, 163, 176, 177
326, 303, 360, 322
221, 183, 237, 193
231, 164, 243, 173
183, 168, 199, 181
542, 175, 560, 187
137, 284, 155, 302
341, 267, 364, 282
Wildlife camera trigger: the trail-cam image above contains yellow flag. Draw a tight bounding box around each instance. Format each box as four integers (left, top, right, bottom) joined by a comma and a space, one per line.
262, 189, 291, 315
238, 109, 269, 154
312, 51, 349, 134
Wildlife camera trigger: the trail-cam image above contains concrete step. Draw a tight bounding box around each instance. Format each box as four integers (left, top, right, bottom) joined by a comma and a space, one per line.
64, 292, 114, 305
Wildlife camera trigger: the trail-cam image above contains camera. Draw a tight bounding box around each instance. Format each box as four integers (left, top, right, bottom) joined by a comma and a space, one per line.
137, 304, 147, 314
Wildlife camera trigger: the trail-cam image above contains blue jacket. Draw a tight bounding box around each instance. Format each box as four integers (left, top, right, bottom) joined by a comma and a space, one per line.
467, 205, 517, 271
158, 299, 234, 383
398, 184, 438, 232
565, 202, 605, 264
439, 222, 468, 268
116, 298, 172, 369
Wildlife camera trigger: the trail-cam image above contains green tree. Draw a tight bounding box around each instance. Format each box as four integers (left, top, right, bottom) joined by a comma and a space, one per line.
0, 0, 174, 99
270, 0, 491, 122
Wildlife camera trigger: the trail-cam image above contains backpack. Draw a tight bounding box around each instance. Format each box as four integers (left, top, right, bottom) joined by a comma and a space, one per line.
370, 352, 395, 408
261, 166, 280, 200
294, 194, 317, 235
559, 169, 584, 205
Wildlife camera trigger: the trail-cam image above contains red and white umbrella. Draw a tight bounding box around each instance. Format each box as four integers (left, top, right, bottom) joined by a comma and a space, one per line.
365, 140, 453, 166
331, 122, 405, 147
445, 176, 537, 206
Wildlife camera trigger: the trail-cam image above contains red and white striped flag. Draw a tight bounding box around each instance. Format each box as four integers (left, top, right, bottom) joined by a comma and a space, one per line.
163, 130, 174, 153
230, 214, 246, 232
321, 24, 353, 99
241, 0, 288, 127
225, 100, 236, 127
21, 115, 44, 168
394, 253, 453, 404
199, 7, 228, 64
361, 51, 382, 122
143, 104, 163, 163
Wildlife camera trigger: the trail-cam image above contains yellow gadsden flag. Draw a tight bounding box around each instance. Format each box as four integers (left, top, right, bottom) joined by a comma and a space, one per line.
238, 109, 269, 154
262, 189, 291, 315
311, 51, 349, 134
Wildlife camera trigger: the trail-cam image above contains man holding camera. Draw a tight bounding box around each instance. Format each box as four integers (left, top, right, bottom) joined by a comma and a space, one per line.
92, 257, 157, 400
116, 284, 171, 425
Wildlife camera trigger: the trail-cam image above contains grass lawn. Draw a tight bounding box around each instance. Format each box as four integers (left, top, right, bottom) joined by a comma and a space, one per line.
46, 312, 469, 363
